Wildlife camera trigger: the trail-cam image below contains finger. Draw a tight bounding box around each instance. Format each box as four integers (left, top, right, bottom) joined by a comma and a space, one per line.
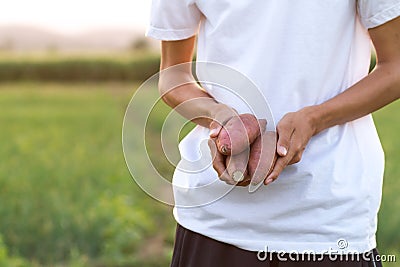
209, 108, 237, 138
226, 149, 249, 182
265, 155, 291, 185
288, 154, 301, 165
209, 120, 222, 138
208, 139, 227, 177
236, 175, 251, 187
288, 149, 304, 165
208, 139, 234, 184
286, 131, 305, 165
258, 119, 267, 134
276, 121, 293, 157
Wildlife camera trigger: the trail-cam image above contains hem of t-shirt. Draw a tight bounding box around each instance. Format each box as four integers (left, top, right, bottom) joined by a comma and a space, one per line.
174, 214, 377, 254
145, 25, 199, 41
362, 3, 400, 29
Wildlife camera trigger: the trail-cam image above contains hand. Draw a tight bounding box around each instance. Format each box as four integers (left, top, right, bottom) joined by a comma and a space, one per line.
208, 138, 236, 185
208, 139, 252, 186
226, 149, 251, 186
208, 130, 277, 187
210, 114, 266, 155
208, 113, 266, 186
264, 108, 317, 185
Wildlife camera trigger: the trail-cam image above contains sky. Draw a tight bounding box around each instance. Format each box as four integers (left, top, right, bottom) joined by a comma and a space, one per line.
0, 0, 152, 34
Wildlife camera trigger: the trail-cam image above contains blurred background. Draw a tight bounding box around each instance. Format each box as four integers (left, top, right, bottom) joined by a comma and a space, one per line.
0, 0, 399, 266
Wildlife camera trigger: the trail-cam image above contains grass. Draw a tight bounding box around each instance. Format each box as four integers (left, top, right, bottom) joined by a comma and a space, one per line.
373, 101, 400, 258
0, 52, 161, 82
0, 82, 175, 266
0, 81, 398, 266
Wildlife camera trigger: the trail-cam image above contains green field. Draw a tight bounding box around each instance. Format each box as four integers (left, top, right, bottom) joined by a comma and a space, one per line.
0, 82, 175, 267
0, 52, 160, 82
0, 82, 398, 266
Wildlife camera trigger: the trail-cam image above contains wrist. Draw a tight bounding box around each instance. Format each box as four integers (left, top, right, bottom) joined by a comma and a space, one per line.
300, 105, 326, 136
208, 103, 237, 128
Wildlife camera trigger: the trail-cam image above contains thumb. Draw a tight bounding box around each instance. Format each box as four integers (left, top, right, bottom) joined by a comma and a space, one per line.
276, 126, 291, 157
209, 120, 222, 138
209, 105, 237, 138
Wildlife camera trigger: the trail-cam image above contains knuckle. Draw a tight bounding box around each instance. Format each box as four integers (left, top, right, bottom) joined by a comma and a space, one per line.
218, 174, 228, 182
279, 113, 294, 124
218, 178, 226, 183
277, 122, 287, 132
276, 159, 287, 170
278, 133, 289, 142
294, 143, 303, 152
290, 154, 302, 164
277, 126, 292, 139
212, 166, 219, 174
212, 165, 222, 176
223, 179, 235, 185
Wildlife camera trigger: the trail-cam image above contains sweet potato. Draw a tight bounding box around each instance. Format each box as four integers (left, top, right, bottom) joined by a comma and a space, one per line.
226, 149, 249, 183
248, 131, 277, 187
216, 114, 266, 156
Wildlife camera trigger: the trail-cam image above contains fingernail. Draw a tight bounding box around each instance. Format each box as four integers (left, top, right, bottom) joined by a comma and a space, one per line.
232, 171, 244, 182
265, 178, 274, 185
278, 145, 287, 156
248, 181, 263, 193
209, 128, 219, 137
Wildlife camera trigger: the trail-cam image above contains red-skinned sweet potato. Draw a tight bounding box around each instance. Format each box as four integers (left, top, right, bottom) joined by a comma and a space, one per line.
216, 114, 266, 156
248, 131, 277, 186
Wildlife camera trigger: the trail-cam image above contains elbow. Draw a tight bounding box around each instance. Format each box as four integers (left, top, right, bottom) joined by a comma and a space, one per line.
158, 79, 167, 101
375, 58, 400, 78
158, 67, 193, 107
375, 60, 400, 100
159, 86, 172, 107
158, 73, 172, 105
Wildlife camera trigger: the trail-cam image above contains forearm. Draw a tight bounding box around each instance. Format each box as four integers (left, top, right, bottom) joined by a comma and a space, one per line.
308, 62, 400, 135
159, 37, 236, 128
159, 68, 236, 128
307, 18, 400, 135
268, 62, 399, 184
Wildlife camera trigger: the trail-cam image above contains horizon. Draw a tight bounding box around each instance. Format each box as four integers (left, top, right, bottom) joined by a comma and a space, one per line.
0, 0, 151, 35
0, 24, 158, 52
0, 23, 146, 36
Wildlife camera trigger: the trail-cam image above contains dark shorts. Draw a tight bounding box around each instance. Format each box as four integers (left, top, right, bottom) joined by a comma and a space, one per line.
171, 224, 382, 267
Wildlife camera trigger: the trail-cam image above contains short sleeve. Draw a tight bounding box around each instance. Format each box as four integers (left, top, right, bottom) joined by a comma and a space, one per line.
357, 0, 400, 29
146, 0, 202, 40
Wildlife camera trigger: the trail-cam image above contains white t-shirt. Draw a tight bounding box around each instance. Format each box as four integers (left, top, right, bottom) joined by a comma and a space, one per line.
147, 0, 400, 253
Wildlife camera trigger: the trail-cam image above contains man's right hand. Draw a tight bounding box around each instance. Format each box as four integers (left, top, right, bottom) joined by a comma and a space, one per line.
209, 113, 266, 156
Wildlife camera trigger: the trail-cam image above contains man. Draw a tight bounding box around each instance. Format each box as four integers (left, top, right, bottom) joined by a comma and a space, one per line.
146, 0, 400, 266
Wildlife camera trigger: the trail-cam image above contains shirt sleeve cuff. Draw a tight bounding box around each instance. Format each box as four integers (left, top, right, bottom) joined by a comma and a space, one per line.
362, 2, 400, 29
145, 25, 199, 41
